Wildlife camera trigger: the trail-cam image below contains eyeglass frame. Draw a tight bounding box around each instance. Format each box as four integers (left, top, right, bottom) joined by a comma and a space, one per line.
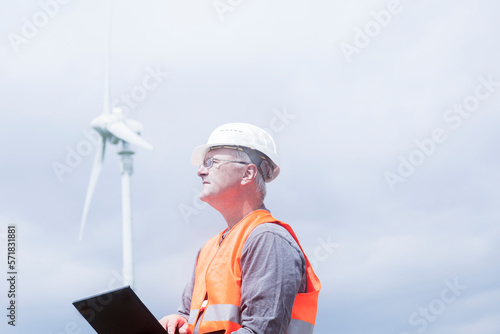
199, 157, 250, 170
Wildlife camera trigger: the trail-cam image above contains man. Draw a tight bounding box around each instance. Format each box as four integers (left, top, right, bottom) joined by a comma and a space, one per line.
160, 123, 320, 334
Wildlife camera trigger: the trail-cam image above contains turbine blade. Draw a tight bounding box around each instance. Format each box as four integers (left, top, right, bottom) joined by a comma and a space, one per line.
106, 122, 153, 150
103, 31, 110, 114
78, 137, 106, 240
102, 0, 114, 114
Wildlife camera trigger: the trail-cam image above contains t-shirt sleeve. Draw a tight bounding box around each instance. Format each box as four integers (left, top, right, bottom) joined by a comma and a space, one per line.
234, 223, 306, 334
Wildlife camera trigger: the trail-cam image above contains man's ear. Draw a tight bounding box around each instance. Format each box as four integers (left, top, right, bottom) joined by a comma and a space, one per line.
241, 164, 258, 185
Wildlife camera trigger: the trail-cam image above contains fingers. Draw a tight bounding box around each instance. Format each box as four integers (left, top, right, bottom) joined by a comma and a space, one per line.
166, 317, 179, 334
158, 315, 188, 334
178, 322, 189, 334
167, 322, 177, 334
158, 316, 169, 328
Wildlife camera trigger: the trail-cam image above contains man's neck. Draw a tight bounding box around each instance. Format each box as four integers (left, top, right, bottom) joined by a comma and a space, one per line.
219, 200, 267, 230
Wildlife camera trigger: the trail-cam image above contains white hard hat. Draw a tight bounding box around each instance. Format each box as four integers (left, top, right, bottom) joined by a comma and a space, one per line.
191, 123, 281, 182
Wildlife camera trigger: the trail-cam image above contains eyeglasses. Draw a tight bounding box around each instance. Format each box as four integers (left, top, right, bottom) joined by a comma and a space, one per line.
200, 157, 250, 170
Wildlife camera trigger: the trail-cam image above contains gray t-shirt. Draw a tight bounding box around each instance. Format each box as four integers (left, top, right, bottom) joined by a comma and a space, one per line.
178, 222, 307, 334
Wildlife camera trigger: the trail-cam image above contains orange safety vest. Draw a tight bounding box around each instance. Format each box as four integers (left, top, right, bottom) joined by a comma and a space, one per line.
187, 210, 321, 334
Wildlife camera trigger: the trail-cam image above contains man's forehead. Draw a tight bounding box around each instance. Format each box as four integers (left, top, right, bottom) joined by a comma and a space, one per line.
204, 148, 237, 159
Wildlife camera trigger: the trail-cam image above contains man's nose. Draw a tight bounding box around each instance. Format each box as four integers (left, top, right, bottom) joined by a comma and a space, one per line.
197, 164, 208, 177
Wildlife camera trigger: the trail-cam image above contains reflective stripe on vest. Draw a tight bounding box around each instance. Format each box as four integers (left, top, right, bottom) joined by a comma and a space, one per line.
191, 313, 314, 334
203, 304, 241, 324
188, 304, 241, 325
187, 309, 199, 325
191, 310, 313, 334
288, 318, 314, 334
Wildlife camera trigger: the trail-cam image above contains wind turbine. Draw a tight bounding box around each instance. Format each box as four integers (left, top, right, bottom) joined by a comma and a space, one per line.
78, 10, 153, 289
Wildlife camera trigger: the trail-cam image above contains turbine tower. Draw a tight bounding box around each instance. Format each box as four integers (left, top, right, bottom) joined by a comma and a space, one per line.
78, 5, 152, 288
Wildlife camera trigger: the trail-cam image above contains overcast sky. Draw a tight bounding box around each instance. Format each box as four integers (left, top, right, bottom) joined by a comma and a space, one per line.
1, 0, 499, 333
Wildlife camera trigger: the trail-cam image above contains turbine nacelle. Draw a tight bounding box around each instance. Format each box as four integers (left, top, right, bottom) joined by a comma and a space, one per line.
91, 108, 152, 150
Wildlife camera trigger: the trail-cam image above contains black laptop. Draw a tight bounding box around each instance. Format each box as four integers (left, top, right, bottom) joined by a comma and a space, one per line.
72, 286, 166, 334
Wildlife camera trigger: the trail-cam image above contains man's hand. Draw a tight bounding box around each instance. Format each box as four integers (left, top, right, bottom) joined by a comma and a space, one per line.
159, 314, 189, 334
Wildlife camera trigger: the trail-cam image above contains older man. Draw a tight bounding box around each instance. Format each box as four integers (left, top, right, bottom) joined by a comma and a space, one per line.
160, 123, 320, 334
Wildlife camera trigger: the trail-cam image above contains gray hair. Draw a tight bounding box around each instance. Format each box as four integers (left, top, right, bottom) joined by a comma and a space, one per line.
231, 150, 268, 200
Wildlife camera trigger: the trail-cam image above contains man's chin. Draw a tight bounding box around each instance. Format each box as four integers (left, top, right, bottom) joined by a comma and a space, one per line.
199, 192, 210, 203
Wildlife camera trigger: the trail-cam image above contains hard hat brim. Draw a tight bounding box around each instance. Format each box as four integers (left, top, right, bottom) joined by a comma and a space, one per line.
191, 143, 214, 167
